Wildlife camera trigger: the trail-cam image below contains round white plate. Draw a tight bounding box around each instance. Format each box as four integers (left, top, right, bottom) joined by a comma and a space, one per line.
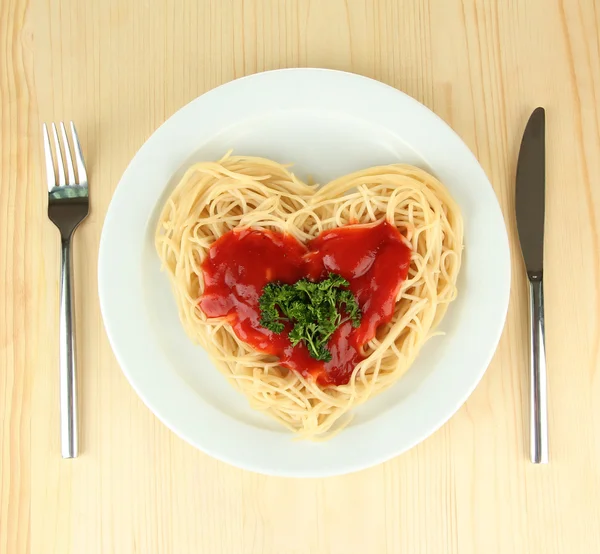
99, 69, 510, 477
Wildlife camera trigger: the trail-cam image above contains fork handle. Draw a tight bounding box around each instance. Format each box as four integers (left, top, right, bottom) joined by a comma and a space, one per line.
59, 237, 78, 458
529, 277, 548, 463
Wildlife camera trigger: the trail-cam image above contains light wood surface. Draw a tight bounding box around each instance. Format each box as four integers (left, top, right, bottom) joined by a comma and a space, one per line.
2, 1, 600, 553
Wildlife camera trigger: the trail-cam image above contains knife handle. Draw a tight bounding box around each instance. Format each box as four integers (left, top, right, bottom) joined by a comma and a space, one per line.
528, 276, 548, 463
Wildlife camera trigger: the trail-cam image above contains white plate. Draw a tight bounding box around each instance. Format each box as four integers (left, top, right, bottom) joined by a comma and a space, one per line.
99, 69, 510, 477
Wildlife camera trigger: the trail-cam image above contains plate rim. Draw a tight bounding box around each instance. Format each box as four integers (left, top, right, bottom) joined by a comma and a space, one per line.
98, 68, 511, 477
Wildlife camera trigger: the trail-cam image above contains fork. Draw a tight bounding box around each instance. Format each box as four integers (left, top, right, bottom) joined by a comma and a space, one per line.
43, 122, 89, 459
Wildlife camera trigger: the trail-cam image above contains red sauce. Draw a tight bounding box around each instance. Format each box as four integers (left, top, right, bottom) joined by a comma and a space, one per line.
200, 221, 411, 386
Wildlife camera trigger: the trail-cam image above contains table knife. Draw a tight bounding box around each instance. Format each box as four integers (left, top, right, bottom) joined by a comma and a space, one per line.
515, 107, 548, 464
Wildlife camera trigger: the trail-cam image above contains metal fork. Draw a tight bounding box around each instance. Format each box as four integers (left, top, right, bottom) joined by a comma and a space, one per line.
43, 122, 89, 459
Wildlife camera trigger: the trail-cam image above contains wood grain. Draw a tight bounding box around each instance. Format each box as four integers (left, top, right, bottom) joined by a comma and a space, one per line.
1, 0, 599, 552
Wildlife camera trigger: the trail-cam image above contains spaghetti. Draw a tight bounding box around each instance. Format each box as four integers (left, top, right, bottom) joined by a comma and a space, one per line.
155, 154, 463, 438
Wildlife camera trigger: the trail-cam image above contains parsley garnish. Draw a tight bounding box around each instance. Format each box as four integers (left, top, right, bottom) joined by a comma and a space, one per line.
258, 273, 362, 362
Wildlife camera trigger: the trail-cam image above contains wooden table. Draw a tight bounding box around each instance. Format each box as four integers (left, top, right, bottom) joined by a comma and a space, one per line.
2, 1, 599, 553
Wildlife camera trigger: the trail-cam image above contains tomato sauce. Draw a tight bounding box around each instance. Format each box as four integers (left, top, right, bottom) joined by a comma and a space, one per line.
199, 222, 411, 386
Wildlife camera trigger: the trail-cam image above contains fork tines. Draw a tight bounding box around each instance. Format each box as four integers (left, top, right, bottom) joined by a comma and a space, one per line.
42, 122, 88, 191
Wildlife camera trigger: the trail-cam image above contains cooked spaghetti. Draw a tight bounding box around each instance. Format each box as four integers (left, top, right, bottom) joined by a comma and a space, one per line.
155, 154, 463, 439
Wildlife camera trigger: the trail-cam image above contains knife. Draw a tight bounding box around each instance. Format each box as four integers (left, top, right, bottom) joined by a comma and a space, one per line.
516, 107, 548, 464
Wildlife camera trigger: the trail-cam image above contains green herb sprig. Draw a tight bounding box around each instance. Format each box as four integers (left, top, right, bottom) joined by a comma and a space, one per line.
258, 273, 362, 362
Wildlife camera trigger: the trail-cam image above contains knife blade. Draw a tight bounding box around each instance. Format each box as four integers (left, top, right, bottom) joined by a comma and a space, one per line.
516, 107, 545, 277
515, 107, 548, 464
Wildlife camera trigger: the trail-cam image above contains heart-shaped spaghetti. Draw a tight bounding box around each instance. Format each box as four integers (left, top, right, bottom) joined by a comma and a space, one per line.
156, 154, 463, 439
